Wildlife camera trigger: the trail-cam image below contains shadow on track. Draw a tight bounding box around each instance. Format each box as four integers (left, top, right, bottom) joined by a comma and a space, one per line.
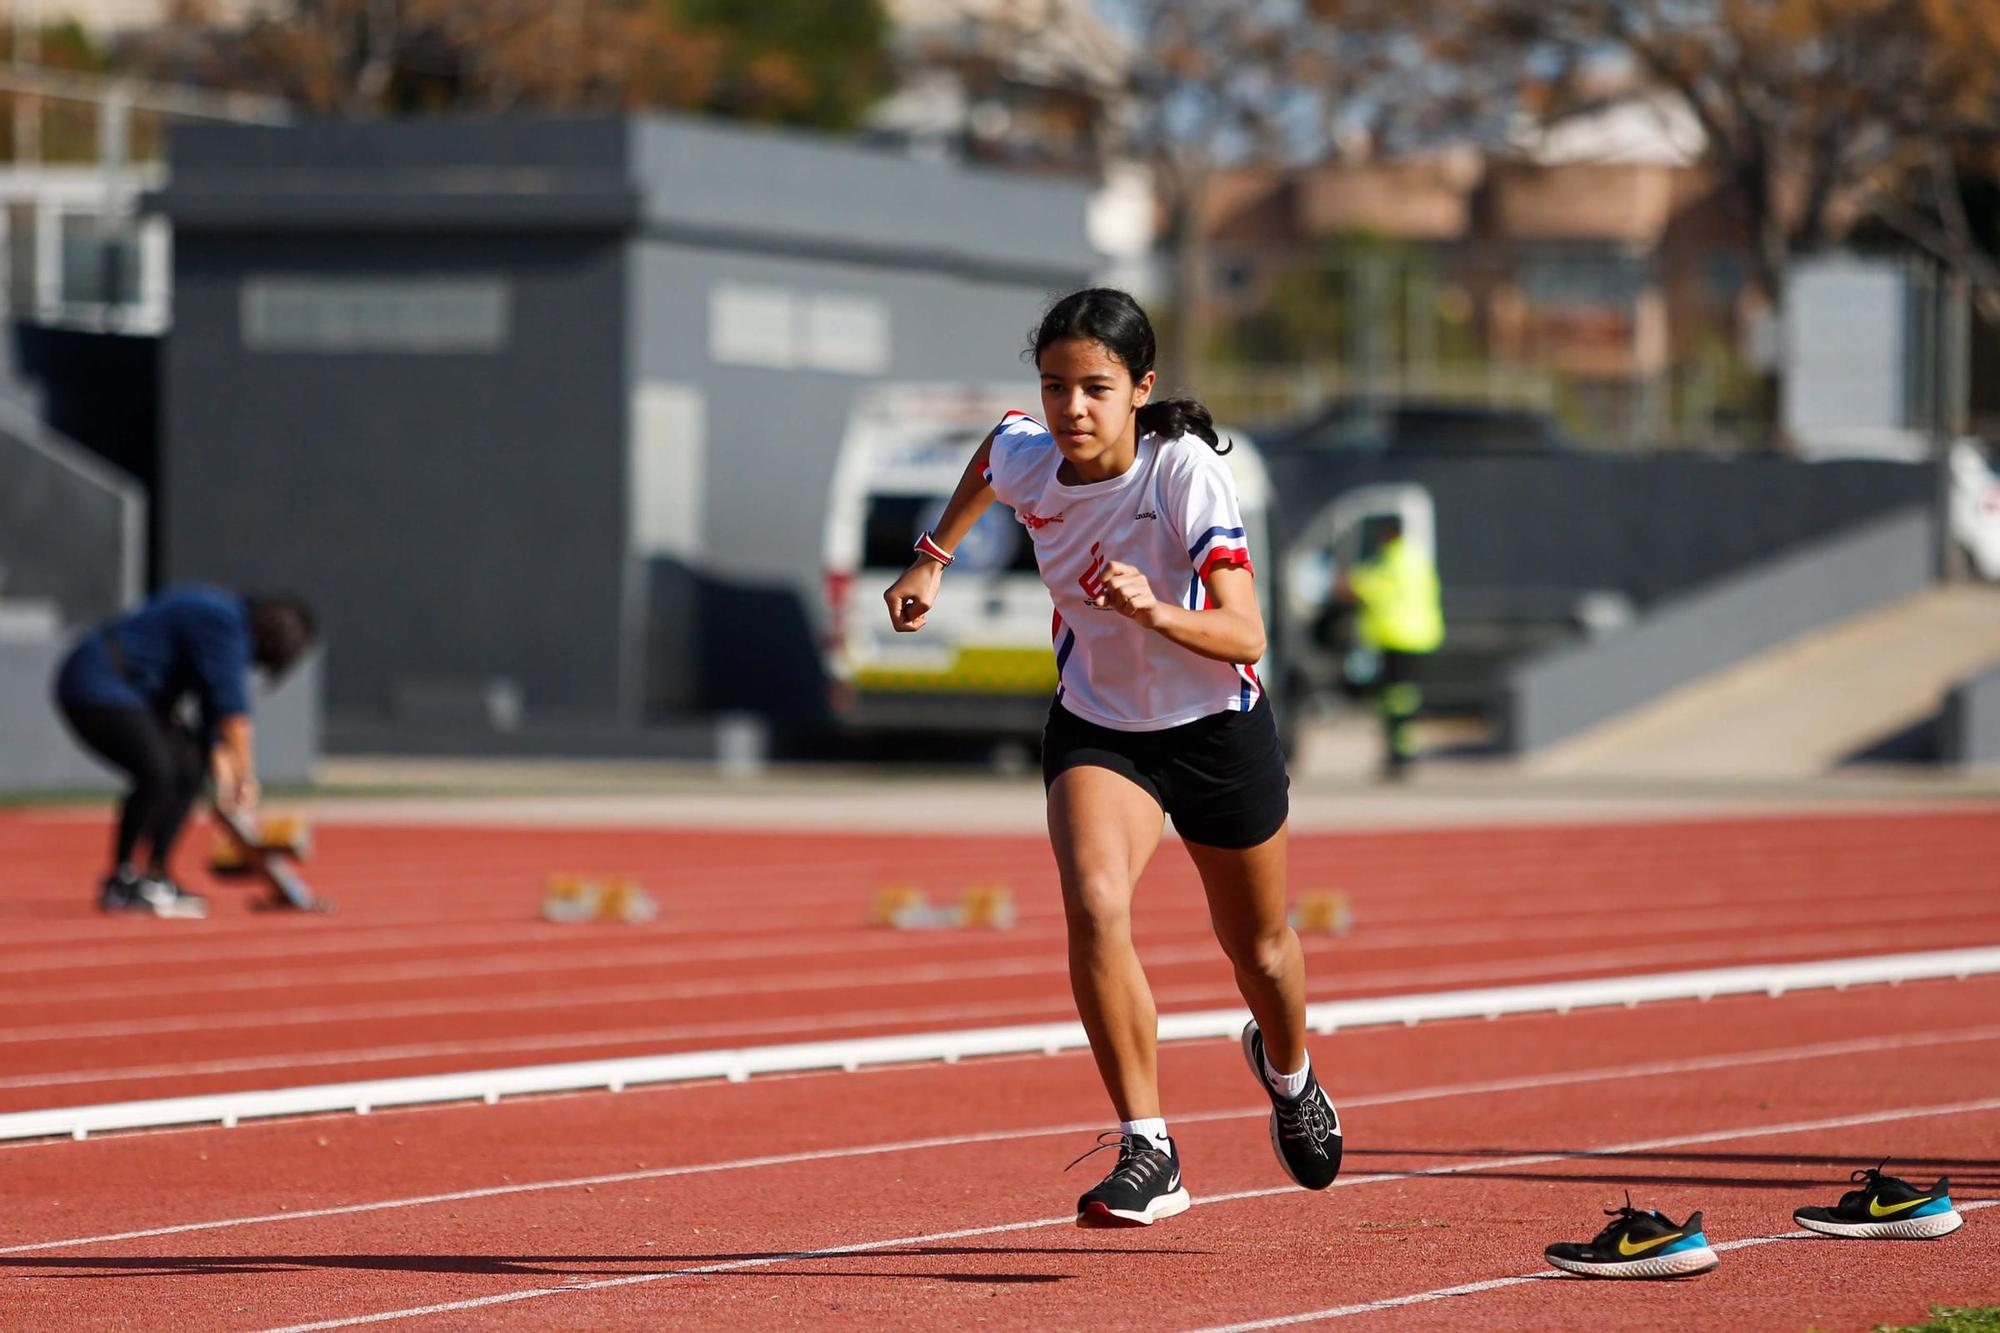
1340, 1145, 1999, 1192
0, 1244, 1211, 1281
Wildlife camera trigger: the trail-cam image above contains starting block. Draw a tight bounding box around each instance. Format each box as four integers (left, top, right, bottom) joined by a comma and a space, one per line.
869, 883, 1017, 930
542, 874, 659, 924
1290, 891, 1354, 937
210, 807, 330, 912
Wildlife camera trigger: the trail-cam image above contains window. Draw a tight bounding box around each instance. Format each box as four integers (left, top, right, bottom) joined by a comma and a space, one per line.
1519, 251, 1647, 308
60, 214, 141, 307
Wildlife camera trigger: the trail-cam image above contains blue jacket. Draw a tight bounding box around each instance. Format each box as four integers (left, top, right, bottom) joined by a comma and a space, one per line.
55, 586, 253, 719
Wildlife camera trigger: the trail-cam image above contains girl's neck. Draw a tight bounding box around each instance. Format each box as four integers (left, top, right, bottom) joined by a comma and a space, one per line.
1059, 424, 1140, 485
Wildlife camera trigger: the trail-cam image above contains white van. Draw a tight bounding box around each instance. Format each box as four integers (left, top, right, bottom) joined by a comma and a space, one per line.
822, 384, 1272, 733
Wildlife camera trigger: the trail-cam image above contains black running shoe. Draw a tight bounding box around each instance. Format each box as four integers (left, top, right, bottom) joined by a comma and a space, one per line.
1240, 1020, 1342, 1189
1794, 1160, 1962, 1240
99, 871, 141, 914
101, 873, 208, 919
1545, 1194, 1718, 1278
1068, 1131, 1190, 1228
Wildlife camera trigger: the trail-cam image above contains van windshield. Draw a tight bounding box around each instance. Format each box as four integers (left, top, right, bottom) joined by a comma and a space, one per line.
863, 496, 1038, 575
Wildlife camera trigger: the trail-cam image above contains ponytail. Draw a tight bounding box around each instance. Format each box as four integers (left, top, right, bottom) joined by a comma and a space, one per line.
1138, 397, 1230, 455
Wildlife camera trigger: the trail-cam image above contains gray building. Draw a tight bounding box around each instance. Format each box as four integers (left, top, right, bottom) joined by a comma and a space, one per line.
153, 116, 1093, 751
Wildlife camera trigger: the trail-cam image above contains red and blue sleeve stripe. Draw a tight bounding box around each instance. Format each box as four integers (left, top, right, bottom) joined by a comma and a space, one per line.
1188, 525, 1253, 580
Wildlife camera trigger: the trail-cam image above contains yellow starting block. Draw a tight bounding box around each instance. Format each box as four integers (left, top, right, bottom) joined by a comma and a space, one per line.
868, 885, 927, 927
869, 883, 1017, 930
542, 873, 659, 924
1290, 892, 1354, 936
209, 811, 312, 876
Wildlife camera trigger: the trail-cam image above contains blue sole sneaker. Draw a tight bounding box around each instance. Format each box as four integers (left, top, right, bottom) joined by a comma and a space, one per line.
1794, 1160, 1963, 1239
1546, 1196, 1719, 1278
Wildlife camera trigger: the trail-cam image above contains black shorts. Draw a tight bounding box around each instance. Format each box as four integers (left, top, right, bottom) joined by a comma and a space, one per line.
1042, 697, 1290, 850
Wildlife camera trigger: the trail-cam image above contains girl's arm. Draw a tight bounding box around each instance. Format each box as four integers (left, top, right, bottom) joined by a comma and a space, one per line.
1093, 562, 1266, 664
883, 425, 1001, 633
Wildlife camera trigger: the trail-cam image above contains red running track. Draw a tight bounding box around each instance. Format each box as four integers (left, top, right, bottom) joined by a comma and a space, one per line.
1, 976, 1995, 1331
1, 808, 1998, 1111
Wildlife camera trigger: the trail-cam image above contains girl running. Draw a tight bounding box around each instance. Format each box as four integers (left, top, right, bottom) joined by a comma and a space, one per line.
883, 288, 1341, 1227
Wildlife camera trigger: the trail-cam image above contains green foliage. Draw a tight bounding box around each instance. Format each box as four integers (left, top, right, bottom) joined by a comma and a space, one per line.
1871, 1307, 2000, 1333
119, 0, 893, 131
673, 0, 892, 130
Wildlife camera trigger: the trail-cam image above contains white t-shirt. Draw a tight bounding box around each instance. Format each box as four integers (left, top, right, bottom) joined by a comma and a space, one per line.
983, 410, 1263, 732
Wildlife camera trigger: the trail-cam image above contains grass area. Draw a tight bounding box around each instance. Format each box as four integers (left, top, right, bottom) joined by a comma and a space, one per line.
1871, 1309, 2000, 1333
0, 788, 112, 807
0, 784, 323, 809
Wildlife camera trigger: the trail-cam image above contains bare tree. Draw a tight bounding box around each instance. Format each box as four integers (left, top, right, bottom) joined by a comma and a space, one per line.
958, 1, 1386, 380
1431, 0, 2000, 309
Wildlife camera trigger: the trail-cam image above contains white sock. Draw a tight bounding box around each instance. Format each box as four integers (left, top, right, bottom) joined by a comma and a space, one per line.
1120, 1117, 1169, 1151
1262, 1049, 1310, 1101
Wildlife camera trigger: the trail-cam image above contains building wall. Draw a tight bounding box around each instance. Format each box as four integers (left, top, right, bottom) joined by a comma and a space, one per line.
627, 244, 1071, 724
618, 116, 1092, 727
156, 116, 1093, 742
163, 230, 630, 726
1264, 451, 1939, 605
0, 636, 319, 793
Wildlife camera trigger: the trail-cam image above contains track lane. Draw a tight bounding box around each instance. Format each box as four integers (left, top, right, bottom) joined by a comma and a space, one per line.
3, 806, 1999, 1108
1, 979, 1995, 1331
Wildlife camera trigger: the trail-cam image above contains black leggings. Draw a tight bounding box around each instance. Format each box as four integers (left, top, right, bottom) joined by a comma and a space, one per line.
58, 704, 206, 872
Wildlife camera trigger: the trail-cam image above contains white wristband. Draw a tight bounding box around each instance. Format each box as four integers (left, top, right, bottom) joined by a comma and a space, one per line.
913, 531, 955, 567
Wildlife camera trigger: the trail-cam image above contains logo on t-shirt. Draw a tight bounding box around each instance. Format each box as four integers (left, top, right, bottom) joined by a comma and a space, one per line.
1133, 509, 1158, 521
1020, 509, 1066, 530
1077, 542, 1111, 606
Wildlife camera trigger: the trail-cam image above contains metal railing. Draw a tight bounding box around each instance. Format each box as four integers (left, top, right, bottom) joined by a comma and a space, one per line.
0, 391, 143, 630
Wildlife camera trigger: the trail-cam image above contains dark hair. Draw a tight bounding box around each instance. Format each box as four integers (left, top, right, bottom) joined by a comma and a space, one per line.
245, 593, 317, 677
1028, 287, 1229, 454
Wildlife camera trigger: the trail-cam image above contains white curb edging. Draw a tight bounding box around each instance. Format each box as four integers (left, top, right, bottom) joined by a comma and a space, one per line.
4, 946, 1997, 1144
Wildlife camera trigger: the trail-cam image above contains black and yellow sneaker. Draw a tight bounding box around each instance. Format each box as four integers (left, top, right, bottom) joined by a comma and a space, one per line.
1545, 1195, 1718, 1278
1794, 1160, 1963, 1239
1068, 1131, 1190, 1228
1240, 1020, 1342, 1189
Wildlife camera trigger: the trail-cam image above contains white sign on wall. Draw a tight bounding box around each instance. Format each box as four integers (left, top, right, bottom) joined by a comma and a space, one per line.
242, 275, 511, 353
708, 283, 797, 369
708, 282, 889, 375
629, 381, 707, 558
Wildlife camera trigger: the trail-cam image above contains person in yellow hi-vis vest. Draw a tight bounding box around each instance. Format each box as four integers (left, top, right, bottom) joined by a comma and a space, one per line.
1339, 516, 1443, 778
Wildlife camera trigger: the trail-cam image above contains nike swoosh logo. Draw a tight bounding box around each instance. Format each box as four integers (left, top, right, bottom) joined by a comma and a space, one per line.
1868, 1195, 1933, 1217
1616, 1232, 1684, 1256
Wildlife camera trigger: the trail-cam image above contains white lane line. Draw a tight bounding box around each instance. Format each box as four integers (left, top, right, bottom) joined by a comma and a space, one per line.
2, 857, 1988, 973
11, 888, 1990, 1006
241, 1097, 2000, 1333
7, 1027, 1998, 1256
1184, 1199, 2000, 1331
4, 925, 1984, 1045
